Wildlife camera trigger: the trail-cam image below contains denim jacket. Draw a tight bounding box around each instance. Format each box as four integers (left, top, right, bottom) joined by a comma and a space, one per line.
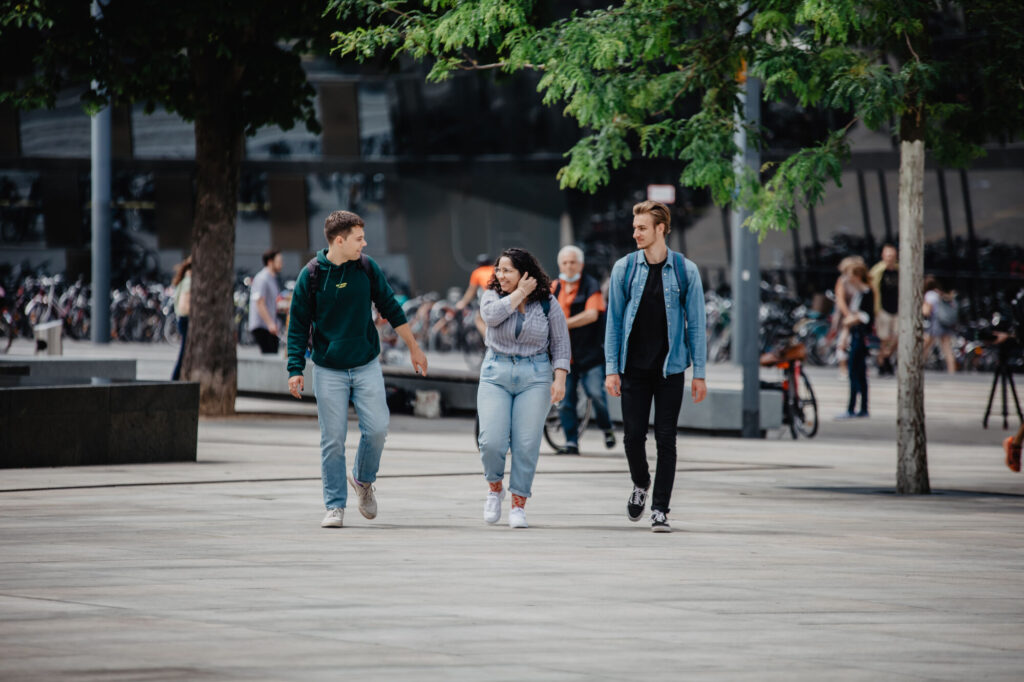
604, 249, 707, 379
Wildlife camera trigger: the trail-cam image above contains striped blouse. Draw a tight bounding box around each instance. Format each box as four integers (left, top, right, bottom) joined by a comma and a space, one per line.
479, 289, 571, 373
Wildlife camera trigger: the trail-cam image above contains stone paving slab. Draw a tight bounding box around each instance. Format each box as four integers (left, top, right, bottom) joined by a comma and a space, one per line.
2, 409, 1024, 681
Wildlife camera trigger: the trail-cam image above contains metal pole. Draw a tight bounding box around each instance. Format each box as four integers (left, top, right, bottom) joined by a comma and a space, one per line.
731, 50, 761, 439
90, 0, 111, 344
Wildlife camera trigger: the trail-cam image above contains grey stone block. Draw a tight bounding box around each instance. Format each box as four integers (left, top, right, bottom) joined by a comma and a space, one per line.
0, 381, 198, 468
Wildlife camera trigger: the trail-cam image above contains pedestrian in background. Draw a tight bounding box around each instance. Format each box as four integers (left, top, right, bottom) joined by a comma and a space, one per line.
605, 200, 707, 533
922, 276, 958, 374
837, 261, 874, 419
551, 245, 616, 455
833, 256, 866, 380
477, 248, 569, 529
170, 256, 191, 381
870, 244, 899, 376
249, 248, 283, 354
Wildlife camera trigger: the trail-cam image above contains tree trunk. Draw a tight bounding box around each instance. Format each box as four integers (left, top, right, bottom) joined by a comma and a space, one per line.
896, 129, 930, 494
181, 56, 243, 416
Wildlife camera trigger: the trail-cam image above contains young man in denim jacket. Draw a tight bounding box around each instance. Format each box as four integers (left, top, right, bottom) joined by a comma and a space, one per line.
605, 200, 707, 532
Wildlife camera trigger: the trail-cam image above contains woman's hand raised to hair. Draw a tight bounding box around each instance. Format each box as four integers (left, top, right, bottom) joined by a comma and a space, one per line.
516, 273, 537, 296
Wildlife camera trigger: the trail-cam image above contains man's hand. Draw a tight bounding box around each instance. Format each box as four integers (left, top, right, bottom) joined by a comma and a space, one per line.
605, 373, 621, 398
288, 375, 304, 399
410, 346, 428, 376
691, 378, 707, 404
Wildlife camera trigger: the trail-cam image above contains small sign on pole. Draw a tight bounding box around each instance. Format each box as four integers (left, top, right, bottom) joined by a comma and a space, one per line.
647, 184, 676, 204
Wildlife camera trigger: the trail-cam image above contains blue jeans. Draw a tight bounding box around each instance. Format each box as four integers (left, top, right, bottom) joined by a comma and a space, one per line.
312, 359, 389, 509
477, 350, 553, 498
559, 363, 613, 445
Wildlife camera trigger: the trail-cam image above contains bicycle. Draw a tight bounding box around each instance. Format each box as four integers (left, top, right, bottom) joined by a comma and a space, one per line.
543, 391, 592, 451
759, 341, 819, 439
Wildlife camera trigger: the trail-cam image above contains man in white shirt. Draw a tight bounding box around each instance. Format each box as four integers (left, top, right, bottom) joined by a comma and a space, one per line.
249, 249, 283, 354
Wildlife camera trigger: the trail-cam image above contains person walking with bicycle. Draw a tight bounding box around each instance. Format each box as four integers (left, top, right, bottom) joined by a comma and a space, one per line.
286, 210, 428, 529
551, 245, 616, 454
605, 200, 707, 532
478, 248, 570, 529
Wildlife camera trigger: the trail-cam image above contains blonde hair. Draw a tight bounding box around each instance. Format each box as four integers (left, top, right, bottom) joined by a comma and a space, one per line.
633, 200, 672, 236
838, 255, 866, 275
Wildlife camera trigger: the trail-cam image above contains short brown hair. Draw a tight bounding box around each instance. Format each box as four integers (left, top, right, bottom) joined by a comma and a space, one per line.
324, 210, 364, 244
633, 200, 672, 236
261, 248, 280, 266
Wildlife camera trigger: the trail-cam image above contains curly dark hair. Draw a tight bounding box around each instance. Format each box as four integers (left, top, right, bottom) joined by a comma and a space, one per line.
488, 247, 553, 306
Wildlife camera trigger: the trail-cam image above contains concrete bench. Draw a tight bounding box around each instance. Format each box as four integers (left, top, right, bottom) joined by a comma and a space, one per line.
238, 355, 782, 434
0, 378, 199, 468
0, 357, 197, 468
0, 356, 136, 381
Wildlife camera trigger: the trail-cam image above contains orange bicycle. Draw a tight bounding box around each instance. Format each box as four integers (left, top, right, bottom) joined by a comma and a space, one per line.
760, 341, 819, 439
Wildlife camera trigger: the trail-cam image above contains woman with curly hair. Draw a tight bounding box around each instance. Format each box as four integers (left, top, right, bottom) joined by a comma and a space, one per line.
477, 247, 570, 528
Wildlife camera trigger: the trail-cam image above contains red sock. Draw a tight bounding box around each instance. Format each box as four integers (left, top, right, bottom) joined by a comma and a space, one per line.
511, 494, 526, 509
489, 481, 503, 493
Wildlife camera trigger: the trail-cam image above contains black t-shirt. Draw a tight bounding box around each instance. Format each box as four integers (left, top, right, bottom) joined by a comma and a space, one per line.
880, 269, 898, 314
626, 258, 668, 372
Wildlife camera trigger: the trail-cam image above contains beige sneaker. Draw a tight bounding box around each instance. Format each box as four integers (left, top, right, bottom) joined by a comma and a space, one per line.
348, 475, 378, 519
321, 508, 344, 528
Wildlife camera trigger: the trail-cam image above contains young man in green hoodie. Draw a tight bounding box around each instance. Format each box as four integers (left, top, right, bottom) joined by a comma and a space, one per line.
287, 210, 428, 528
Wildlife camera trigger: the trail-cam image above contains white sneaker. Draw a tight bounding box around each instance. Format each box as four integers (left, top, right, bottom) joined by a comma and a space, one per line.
509, 506, 528, 529
321, 508, 344, 528
348, 475, 378, 519
484, 488, 505, 524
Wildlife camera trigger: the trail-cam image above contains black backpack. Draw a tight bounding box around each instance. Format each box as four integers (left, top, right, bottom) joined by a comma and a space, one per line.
303, 253, 371, 350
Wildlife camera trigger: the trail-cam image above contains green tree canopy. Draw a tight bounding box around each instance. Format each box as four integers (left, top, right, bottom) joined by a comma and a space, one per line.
2, 0, 338, 414
329, 0, 1023, 233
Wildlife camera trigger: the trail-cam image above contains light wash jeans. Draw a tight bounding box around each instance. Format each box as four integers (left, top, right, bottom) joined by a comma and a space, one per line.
559, 363, 613, 445
477, 350, 553, 498
312, 359, 389, 509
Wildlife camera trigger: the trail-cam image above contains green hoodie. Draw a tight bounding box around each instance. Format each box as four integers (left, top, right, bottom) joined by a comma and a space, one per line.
286, 249, 407, 376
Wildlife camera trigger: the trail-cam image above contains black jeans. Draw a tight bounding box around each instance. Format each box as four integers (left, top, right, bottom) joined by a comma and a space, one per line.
252, 327, 280, 355
848, 328, 868, 414
621, 368, 685, 513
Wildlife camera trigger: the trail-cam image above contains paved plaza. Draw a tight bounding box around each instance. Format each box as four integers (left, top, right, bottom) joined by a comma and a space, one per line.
2, 341, 1023, 680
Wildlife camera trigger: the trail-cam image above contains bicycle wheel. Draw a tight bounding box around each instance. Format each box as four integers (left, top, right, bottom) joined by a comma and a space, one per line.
543, 392, 592, 451
791, 370, 819, 438
461, 325, 485, 371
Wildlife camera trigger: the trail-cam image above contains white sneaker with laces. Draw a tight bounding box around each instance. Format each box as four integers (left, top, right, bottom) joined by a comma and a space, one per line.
348, 475, 378, 519
484, 488, 505, 524
509, 506, 528, 529
321, 508, 344, 528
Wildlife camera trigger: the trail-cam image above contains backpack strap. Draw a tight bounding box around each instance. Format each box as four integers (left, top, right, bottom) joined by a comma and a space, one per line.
304, 258, 319, 312
673, 251, 687, 303
540, 295, 551, 316
623, 250, 642, 302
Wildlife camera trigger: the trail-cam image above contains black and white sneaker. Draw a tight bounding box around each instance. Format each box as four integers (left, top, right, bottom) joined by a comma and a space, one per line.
627, 485, 648, 522
651, 510, 671, 533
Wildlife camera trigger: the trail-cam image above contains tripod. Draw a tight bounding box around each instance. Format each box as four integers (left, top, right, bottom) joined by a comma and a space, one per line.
983, 344, 1023, 429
